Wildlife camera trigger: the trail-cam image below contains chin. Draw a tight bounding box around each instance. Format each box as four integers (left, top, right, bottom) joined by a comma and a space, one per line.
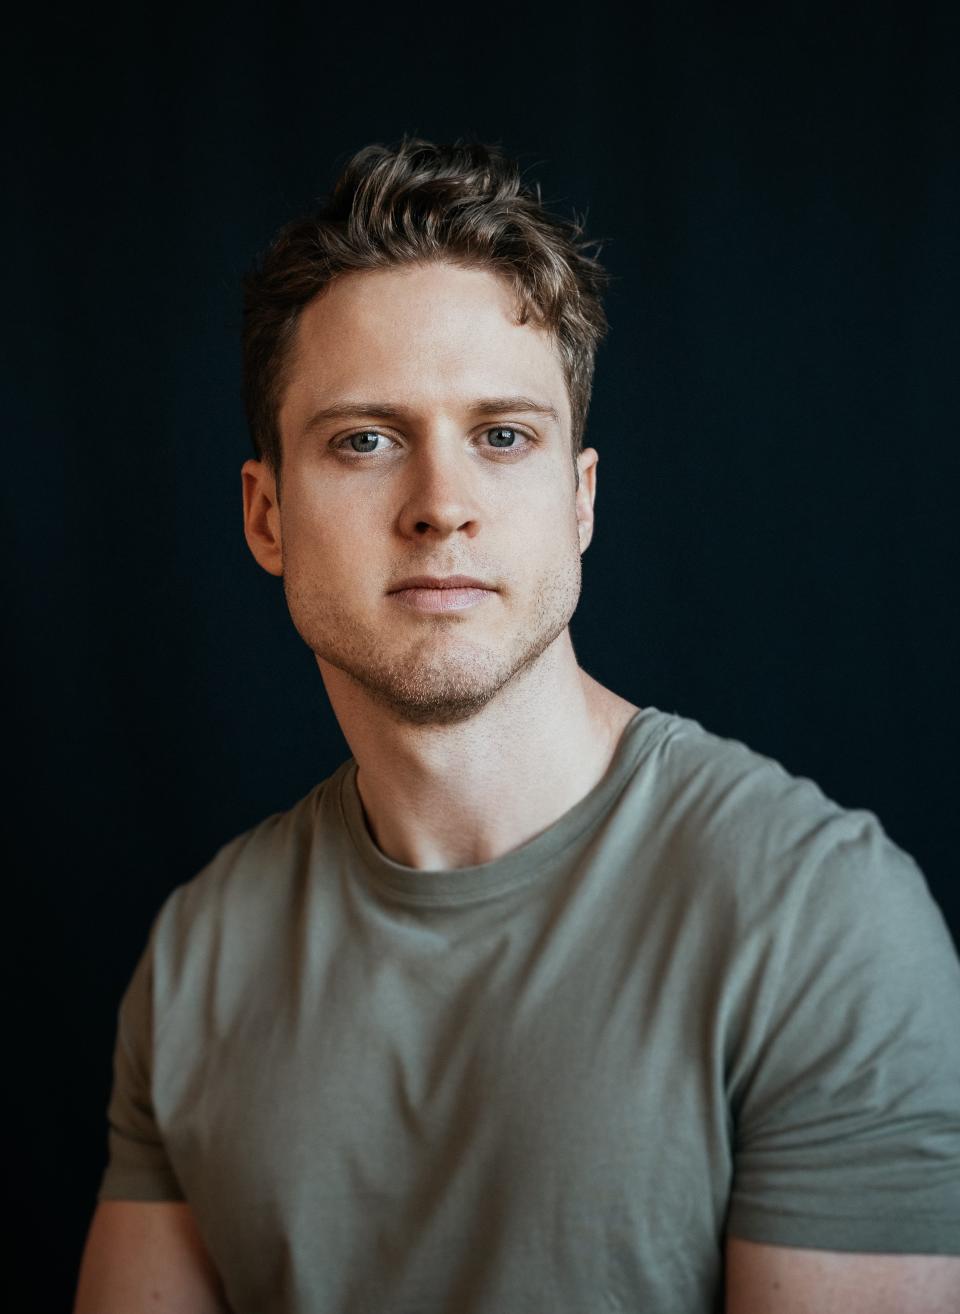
344, 656, 517, 727
342, 617, 573, 727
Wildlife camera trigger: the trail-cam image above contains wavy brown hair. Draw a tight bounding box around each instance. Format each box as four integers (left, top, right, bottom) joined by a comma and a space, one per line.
242, 138, 609, 483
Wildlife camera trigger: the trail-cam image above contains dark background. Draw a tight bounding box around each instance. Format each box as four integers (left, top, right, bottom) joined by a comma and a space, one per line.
6, 2, 959, 1306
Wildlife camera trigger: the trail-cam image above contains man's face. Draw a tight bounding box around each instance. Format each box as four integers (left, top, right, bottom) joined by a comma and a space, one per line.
243, 261, 597, 726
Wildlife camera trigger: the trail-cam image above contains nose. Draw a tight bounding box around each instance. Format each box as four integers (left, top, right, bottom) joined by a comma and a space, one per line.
395, 440, 483, 541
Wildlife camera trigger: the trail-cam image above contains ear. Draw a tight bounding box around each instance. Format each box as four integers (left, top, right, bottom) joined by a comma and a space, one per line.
575, 447, 598, 553
241, 459, 284, 577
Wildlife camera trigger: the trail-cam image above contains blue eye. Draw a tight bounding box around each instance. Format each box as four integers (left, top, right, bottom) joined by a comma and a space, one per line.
348, 431, 383, 454
486, 426, 518, 449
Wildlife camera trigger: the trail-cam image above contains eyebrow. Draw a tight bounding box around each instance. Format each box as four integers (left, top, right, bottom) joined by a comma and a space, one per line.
302, 396, 561, 432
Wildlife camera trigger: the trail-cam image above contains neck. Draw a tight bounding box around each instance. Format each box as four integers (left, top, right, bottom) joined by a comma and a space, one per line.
317, 631, 640, 870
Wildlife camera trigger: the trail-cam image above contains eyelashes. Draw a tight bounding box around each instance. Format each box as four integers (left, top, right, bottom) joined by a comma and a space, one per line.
332, 426, 533, 459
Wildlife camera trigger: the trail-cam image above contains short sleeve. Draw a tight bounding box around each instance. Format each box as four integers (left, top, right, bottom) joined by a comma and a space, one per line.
727, 818, 960, 1253
98, 929, 185, 1202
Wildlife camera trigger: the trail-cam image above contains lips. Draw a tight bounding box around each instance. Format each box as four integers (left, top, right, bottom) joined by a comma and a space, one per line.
387, 576, 496, 614
388, 575, 494, 592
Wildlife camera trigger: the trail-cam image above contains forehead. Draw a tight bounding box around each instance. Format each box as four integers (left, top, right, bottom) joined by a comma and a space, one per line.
281, 262, 570, 428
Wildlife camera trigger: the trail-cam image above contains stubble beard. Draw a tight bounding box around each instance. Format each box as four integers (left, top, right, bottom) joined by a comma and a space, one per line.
282, 550, 583, 728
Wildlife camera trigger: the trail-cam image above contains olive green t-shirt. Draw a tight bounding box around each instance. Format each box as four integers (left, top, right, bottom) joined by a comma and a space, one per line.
100, 707, 960, 1313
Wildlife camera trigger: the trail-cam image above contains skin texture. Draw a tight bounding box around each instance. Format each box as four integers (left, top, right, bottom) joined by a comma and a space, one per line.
725, 1236, 960, 1313
73, 1202, 228, 1313
74, 259, 960, 1310
273, 268, 587, 734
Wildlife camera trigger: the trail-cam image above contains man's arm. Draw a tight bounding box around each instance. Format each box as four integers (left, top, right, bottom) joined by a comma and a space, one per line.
74, 1201, 230, 1314
725, 1235, 960, 1314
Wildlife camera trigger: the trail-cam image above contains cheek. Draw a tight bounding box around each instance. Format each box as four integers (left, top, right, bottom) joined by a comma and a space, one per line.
524, 480, 581, 545
281, 488, 359, 564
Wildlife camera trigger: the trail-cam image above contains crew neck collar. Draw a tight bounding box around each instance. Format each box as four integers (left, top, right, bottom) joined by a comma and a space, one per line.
336, 706, 668, 907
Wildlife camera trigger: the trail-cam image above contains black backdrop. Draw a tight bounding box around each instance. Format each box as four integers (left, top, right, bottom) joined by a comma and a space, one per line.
7, 3, 959, 1306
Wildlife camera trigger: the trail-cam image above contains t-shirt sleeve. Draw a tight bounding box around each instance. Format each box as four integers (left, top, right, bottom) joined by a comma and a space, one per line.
98, 928, 185, 1202
726, 816, 960, 1254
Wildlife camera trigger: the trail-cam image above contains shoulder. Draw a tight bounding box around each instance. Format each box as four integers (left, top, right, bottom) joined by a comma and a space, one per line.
635, 706, 910, 884
147, 764, 351, 1002
625, 708, 952, 970
638, 706, 844, 833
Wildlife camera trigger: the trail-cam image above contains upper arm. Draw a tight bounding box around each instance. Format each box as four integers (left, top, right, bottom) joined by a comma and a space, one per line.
725, 1235, 960, 1314
74, 1200, 230, 1314
725, 827, 960, 1261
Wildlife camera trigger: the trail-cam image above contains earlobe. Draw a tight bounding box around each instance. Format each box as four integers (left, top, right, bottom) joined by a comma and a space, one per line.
241, 459, 284, 577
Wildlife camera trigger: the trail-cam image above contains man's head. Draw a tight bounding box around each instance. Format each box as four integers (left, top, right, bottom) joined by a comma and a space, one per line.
241, 140, 611, 727
242, 138, 609, 486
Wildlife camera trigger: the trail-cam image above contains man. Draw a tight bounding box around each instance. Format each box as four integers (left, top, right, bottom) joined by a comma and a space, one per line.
75, 139, 960, 1313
